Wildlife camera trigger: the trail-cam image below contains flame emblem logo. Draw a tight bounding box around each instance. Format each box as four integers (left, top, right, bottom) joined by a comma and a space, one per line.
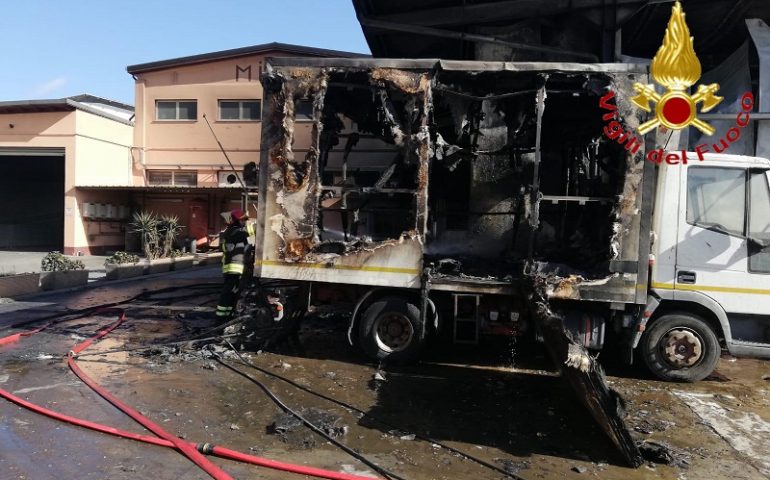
632, 1, 723, 135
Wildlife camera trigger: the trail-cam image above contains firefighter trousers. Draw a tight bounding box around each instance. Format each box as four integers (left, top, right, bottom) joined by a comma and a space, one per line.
216, 273, 242, 321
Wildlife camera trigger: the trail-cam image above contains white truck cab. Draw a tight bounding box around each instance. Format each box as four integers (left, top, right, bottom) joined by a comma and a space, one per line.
644, 152, 770, 381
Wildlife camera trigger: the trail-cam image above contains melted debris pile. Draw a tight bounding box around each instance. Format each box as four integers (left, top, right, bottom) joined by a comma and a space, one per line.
269, 408, 348, 449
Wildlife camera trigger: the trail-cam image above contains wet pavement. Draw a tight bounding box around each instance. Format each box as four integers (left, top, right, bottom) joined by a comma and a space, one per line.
1, 273, 769, 479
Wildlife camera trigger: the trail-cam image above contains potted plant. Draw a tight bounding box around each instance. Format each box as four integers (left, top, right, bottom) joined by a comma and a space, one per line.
104, 251, 143, 280
170, 249, 194, 271
129, 211, 183, 274
0, 271, 41, 297
39, 252, 88, 291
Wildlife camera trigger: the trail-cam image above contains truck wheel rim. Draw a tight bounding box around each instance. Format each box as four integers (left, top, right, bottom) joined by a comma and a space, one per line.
374, 312, 414, 353
661, 328, 703, 368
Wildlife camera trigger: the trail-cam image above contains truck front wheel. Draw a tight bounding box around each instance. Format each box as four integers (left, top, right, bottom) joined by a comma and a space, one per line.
640, 312, 720, 382
359, 297, 425, 364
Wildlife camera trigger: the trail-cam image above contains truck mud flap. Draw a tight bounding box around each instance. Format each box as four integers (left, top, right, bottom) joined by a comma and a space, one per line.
538, 309, 644, 467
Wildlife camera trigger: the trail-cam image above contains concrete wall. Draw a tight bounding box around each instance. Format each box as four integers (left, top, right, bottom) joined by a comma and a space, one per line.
71, 110, 133, 254
74, 110, 133, 186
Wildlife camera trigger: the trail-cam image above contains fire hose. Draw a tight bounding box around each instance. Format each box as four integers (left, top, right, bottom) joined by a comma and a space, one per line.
0, 307, 381, 480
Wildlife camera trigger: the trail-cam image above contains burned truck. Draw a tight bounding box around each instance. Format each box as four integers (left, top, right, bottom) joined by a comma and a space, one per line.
253, 57, 655, 366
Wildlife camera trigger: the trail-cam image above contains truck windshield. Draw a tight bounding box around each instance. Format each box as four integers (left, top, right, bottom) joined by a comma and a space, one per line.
686, 167, 745, 236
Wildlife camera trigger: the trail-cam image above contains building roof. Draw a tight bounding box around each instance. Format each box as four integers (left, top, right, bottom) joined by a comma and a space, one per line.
352, 0, 770, 70
126, 41, 371, 75
0, 94, 134, 125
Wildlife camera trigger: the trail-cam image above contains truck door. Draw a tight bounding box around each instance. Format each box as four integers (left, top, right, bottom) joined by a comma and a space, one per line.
676, 165, 770, 344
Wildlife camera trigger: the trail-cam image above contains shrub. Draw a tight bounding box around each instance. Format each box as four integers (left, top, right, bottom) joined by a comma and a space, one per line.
41, 252, 85, 272
158, 215, 183, 258
130, 211, 161, 260
130, 211, 184, 260
169, 249, 186, 258
104, 251, 140, 266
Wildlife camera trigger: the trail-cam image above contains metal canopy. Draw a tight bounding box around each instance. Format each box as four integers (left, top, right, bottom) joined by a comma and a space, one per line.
76, 185, 242, 194
353, 0, 770, 70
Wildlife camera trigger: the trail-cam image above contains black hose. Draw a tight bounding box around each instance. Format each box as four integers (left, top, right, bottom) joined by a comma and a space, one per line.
0, 283, 220, 333
71, 334, 242, 358
3, 285, 221, 346
224, 344, 524, 480
216, 341, 408, 480
3, 282, 521, 479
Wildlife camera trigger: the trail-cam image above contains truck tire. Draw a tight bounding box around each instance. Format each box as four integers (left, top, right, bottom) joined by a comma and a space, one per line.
640, 312, 720, 382
358, 297, 425, 364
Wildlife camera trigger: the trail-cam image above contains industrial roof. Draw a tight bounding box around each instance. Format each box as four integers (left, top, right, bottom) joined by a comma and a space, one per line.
0, 95, 134, 125
126, 42, 371, 75
352, 0, 770, 71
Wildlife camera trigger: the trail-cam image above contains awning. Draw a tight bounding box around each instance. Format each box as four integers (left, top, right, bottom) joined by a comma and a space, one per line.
76, 185, 248, 194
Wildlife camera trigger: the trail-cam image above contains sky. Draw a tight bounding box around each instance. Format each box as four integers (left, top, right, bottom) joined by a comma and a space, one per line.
0, 1, 370, 105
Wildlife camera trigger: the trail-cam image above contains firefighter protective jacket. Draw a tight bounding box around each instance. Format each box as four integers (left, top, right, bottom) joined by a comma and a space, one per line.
220, 223, 253, 275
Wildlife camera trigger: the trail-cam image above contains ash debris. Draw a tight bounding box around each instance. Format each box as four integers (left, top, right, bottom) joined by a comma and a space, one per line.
134, 343, 251, 371
638, 440, 691, 469
268, 408, 348, 449
495, 458, 532, 475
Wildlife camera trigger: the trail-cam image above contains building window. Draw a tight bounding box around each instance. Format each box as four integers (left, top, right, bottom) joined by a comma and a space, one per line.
156, 100, 197, 121
148, 170, 197, 186
219, 100, 261, 121
295, 99, 314, 121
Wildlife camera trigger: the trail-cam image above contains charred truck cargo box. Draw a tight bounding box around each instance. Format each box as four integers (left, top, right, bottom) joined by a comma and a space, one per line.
255, 59, 652, 467
255, 58, 652, 330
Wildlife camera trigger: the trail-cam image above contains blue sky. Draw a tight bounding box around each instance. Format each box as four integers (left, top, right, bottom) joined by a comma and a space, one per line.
0, 1, 370, 105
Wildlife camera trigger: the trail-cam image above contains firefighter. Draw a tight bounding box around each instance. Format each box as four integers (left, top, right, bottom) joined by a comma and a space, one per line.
216, 208, 253, 322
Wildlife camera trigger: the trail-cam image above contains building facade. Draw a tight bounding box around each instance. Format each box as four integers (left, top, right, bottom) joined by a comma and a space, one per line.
0, 43, 365, 256
0, 95, 133, 254
119, 42, 365, 252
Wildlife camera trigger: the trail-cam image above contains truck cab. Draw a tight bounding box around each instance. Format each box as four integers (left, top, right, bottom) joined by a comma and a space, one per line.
644, 152, 770, 381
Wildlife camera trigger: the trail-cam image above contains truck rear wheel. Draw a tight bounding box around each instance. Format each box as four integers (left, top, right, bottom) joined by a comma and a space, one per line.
640, 312, 720, 382
359, 297, 425, 364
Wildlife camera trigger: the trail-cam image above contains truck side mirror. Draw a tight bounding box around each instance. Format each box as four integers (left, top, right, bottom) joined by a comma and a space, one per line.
747, 236, 770, 249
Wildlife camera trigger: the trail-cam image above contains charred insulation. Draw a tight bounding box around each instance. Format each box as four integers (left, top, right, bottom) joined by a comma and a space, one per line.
427, 71, 636, 278
262, 65, 646, 288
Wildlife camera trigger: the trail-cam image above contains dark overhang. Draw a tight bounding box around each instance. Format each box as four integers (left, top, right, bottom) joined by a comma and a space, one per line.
76, 185, 245, 194
127, 41, 371, 75
353, 0, 770, 70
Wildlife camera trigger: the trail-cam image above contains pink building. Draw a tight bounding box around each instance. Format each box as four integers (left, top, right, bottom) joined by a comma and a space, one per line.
0, 43, 365, 255
0, 95, 134, 254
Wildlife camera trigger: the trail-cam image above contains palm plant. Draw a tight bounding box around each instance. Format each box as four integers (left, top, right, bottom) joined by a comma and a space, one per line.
130, 211, 161, 260
158, 215, 183, 258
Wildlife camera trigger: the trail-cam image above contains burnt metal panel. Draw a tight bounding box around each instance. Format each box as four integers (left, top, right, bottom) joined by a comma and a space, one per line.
258, 59, 651, 303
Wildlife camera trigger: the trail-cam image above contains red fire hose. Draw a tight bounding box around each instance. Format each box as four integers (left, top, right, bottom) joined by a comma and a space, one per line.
0, 321, 53, 346
0, 387, 376, 480
69, 310, 232, 480
0, 309, 378, 480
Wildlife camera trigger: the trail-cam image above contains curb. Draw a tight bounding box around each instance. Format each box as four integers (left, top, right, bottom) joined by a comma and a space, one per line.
10, 264, 220, 302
